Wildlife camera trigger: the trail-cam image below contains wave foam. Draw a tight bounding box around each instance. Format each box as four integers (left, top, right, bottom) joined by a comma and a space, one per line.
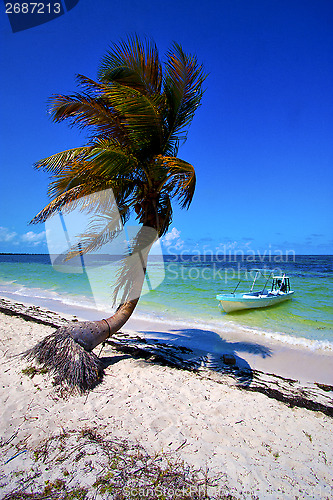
1, 283, 332, 352
130, 310, 333, 352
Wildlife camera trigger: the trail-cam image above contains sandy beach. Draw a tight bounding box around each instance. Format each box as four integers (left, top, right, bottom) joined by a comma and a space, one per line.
0, 297, 332, 499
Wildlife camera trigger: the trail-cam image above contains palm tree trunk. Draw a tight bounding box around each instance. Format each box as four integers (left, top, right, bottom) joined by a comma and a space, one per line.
26, 224, 157, 391
68, 224, 157, 350
69, 297, 140, 351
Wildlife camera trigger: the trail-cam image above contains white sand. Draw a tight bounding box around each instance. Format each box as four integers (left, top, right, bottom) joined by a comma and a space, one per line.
0, 306, 333, 499
2, 290, 333, 385
124, 315, 333, 386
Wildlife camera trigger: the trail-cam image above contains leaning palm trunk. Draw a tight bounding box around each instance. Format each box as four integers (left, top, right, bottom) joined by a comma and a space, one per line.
26, 226, 156, 392
69, 298, 140, 351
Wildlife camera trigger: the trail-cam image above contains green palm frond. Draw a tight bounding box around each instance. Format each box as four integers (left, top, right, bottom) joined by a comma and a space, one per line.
49, 93, 128, 143
83, 138, 141, 179
33, 35, 206, 246
34, 146, 92, 175
155, 155, 196, 209
44, 140, 139, 196
50, 79, 165, 155
98, 34, 162, 96
163, 43, 205, 155
75, 74, 112, 96
31, 173, 137, 225
98, 83, 165, 155
31, 186, 89, 224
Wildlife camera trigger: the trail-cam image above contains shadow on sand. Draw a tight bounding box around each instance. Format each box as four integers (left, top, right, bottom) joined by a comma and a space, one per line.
103, 327, 272, 388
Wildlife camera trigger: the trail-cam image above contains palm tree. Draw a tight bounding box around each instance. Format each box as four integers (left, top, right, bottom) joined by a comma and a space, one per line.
27, 35, 205, 391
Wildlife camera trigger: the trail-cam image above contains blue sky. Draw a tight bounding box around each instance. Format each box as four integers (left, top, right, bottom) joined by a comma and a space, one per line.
0, 0, 332, 255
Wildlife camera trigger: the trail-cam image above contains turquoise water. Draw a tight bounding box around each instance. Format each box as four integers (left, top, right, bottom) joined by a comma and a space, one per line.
0, 254, 332, 350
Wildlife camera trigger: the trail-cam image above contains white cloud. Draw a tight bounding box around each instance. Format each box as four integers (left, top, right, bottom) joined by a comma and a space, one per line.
0, 226, 17, 242
163, 227, 181, 245
163, 227, 184, 250
21, 230, 46, 246
0, 227, 47, 248
215, 240, 239, 252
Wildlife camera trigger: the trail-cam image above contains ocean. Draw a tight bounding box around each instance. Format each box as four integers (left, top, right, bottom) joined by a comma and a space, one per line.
0, 253, 332, 351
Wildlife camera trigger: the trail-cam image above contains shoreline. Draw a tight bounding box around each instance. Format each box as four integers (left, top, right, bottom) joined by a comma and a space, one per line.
1, 292, 332, 386
1, 282, 332, 353
0, 295, 332, 417
0, 296, 332, 498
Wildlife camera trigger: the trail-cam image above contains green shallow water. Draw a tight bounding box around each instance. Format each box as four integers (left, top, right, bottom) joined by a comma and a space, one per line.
0, 254, 332, 349
138, 256, 333, 347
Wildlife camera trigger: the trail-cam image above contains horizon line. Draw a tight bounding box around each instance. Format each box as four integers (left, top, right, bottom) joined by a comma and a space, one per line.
1, 252, 332, 257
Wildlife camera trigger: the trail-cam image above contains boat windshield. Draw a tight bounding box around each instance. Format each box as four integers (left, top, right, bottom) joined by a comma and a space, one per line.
271, 276, 291, 293
231, 270, 291, 295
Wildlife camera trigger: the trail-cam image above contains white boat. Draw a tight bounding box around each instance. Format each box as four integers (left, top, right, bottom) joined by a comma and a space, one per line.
216, 269, 294, 313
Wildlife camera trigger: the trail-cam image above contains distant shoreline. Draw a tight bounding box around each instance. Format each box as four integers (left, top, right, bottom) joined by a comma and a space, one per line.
1, 252, 333, 256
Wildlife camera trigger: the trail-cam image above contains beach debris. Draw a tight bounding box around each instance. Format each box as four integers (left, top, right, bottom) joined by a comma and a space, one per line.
222, 354, 236, 366
315, 383, 333, 392
1, 431, 19, 447
0, 297, 67, 329
1, 428, 227, 500
21, 365, 48, 379
105, 336, 200, 372
8, 299, 332, 414
4, 449, 27, 465
175, 439, 188, 451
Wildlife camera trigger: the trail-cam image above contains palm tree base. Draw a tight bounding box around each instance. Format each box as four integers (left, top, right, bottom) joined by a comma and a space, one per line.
25, 324, 106, 392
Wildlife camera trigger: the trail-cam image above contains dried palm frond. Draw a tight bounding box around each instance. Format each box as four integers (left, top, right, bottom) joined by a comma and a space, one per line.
24, 322, 108, 393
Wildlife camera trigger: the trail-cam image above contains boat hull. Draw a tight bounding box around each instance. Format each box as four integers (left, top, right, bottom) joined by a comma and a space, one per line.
216, 291, 294, 313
